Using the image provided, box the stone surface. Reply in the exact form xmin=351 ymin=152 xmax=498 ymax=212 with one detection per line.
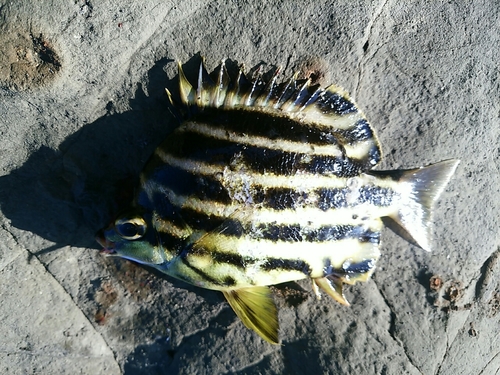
xmin=1 ymin=1 xmax=498 ymax=374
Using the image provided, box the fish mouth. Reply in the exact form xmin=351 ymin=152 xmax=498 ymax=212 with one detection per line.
xmin=95 ymin=230 xmax=116 ymax=255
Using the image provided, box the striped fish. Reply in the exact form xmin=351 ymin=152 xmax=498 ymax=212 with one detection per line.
xmin=96 ymin=58 xmax=459 ymax=344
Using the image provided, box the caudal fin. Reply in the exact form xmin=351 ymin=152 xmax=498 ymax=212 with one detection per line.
xmin=379 ymin=160 xmax=459 ymax=251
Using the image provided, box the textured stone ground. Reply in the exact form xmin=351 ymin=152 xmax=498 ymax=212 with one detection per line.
xmin=1 ymin=1 xmax=499 ymax=374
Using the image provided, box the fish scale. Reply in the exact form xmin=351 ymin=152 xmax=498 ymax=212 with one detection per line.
xmin=97 ymin=58 xmax=459 ymax=344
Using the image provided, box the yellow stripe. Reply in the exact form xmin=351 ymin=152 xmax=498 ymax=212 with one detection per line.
xmin=299 ymin=105 xmax=365 ymax=130
xmin=152 ymin=211 xmax=192 ymax=239
xmin=180 ymin=121 xmax=344 ymax=156
xmin=154 ymin=148 xmax=348 ymax=190
xmin=154 ymin=149 xmax=397 ymax=190
xmin=179 ymin=120 xmax=377 ymax=164
xmin=184 ymin=255 xmax=308 ymax=288
xmin=196 ymin=233 xmax=381 ymax=280
xmin=141 ymin=179 xmax=398 ymax=228
xmin=215 ymin=96 xmax=367 ymax=131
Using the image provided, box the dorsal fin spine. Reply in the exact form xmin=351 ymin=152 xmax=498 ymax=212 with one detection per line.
xmin=300 ymin=86 xmax=323 ymax=111
xmin=178 ymin=61 xmax=195 ymax=107
xmin=275 ymin=73 xmax=298 ymax=109
xmin=259 ymin=66 xmax=282 ymax=107
xmin=214 ymin=59 xmax=230 ymax=107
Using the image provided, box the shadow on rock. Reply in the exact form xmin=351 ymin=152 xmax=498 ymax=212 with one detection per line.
xmin=0 ymin=57 xmax=181 ymax=251
xmin=123 ymin=308 xmax=235 ymax=375
xmin=0 ymin=53 xmax=272 ymax=253
xmin=123 ymin=337 xmax=175 ymax=375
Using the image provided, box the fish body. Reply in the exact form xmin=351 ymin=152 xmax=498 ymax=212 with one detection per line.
xmin=97 ymin=58 xmax=459 ymax=344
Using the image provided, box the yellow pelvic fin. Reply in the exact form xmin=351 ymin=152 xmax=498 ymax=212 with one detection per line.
xmin=313 ymin=277 xmax=350 ymax=306
xmin=223 ymin=286 xmax=279 ymax=345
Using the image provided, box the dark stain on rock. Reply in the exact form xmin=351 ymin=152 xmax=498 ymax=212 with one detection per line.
xmin=0 ymin=24 xmax=61 ymax=90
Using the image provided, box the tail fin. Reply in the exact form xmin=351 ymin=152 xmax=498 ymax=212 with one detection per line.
xmin=377 ymin=160 xmax=459 ymax=251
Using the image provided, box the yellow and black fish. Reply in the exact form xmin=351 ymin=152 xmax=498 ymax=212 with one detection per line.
xmin=96 ymin=58 xmax=459 ymax=344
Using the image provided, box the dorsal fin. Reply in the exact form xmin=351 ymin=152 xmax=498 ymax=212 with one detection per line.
xmin=174 ymin=58 xmax=382 ymax=169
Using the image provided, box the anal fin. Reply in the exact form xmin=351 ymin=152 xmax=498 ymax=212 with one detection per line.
xmin=223 ymin=286 xmax=279 ymax=344
xmin=313 ymin=276 xmax=350 ymax=306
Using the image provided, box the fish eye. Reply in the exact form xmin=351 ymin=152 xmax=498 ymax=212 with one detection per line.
xmin=114 ymin=217 xmax=147 ymax=240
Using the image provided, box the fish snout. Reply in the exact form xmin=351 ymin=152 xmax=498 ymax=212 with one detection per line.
xmin=95 ymin=229 xmax=116 ymax=254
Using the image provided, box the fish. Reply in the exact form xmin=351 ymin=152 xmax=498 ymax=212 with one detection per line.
xmin=96 ymin=57 xmax=459 ymax=344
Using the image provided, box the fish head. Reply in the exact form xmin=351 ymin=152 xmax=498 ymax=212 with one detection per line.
xmin=96 ymin=211 xmax=165 ymax=266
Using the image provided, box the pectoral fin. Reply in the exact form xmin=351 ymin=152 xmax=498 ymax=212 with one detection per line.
xmin=223 ymin=287 xmax=279 ymax=344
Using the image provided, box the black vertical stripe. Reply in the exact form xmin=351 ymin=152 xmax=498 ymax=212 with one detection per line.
xmin=255 ymin=223 xmax=381 ymax=243
xmin=343 ymin=259 xmax=376 ymax=275
xmin=176 ymin=208 xmax=226 ymax=233
xmin=261 ymin=258 xmax=312 ymax=275
xmin=143 ymin=154 xmax=231 ymax=204
xmin=186 ymin=242 xmax=248 ymax=270
xmin=305 ymin=225 xmax=380 ymax=243
xmin=157 ymin=230 xmax=188 ymax=253
xmin=160 ymin=129 xmax=368 ymax=177
xmin=317 ymin=188 xmax=349 ymax=211
xmin=337 ymin=119 xmax=373 ymax=143
xmin=357 ymin=186 xmax=395 ymax=206
xmin=323 ymin=258 xmax=376 ymax=278
xmin=179 ymin=255 xmax=223 ymax=286
xmin=317 ymin=186 xmax=396 ymax=211
xmin=253 ymin=188 xmax=308 ymax=210
xmin=188 ymin=108 xmax=372 ymax=147
xmin=316 ymin=91 xmax=358 ymax=116
xmin=257 ymin=224 xmax=304 ymax=242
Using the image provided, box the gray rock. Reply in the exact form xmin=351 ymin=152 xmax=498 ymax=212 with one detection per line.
xmin=1 ymin=1 xmax=498 ymax=374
